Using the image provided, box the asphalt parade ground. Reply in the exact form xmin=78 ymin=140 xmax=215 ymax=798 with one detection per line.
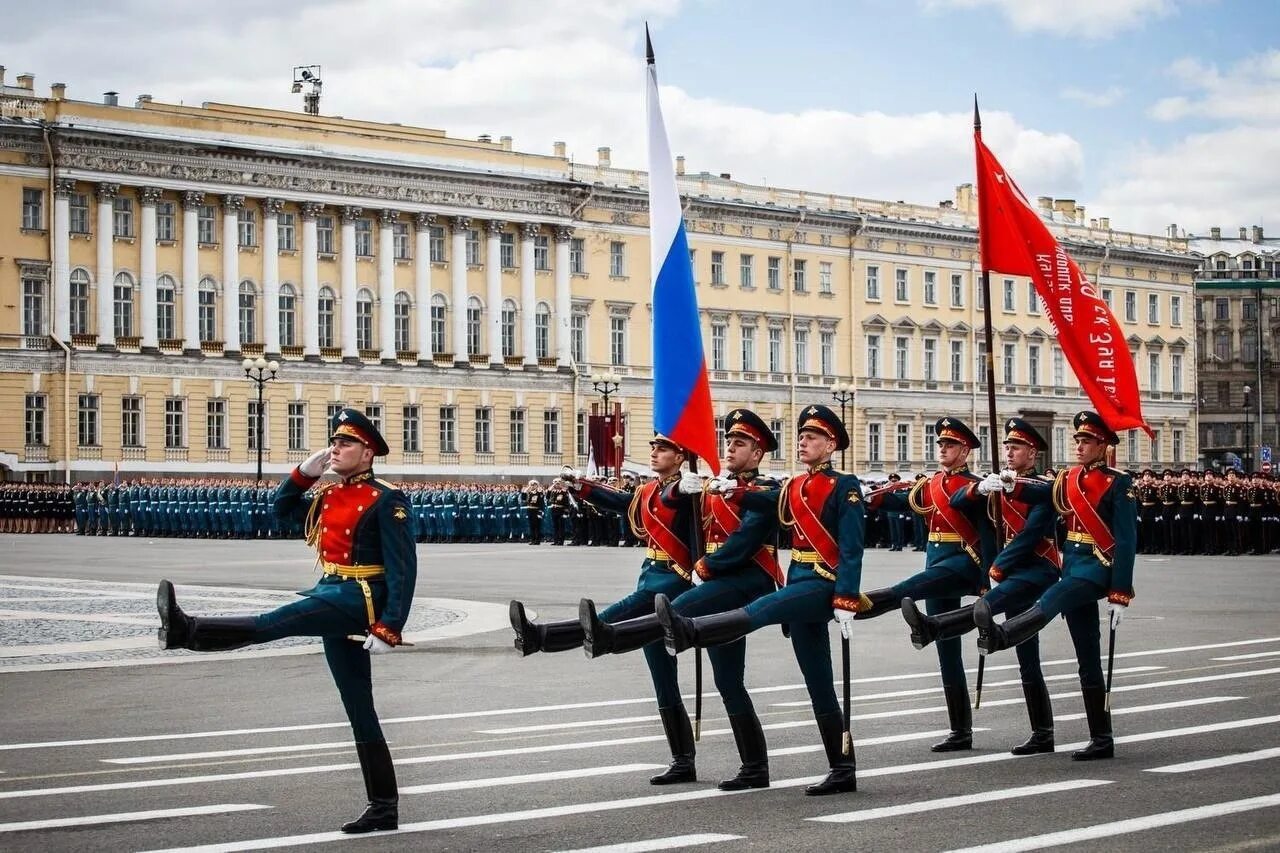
xmin=1 ymin=535 xmax=1278 ymax=852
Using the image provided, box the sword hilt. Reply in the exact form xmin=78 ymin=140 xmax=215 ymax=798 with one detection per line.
xmin=841 ymin=731 xmax=851 ymax=756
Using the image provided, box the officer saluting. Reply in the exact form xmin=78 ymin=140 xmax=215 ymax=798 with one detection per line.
xmin=975 ymin=410 xmax=1137 ymax=761
xmin=156 ymin=408 xmax=417 ymax=833
xmin=657 ymin=404 xmax=866 ymax=796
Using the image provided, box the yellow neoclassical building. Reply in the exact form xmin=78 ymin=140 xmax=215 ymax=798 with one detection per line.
xmin=0 ymin=71 xmax=1202 ymax=482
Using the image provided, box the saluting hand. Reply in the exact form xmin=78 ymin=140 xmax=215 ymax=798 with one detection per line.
xmin=299 ymin=448 xmax=330 ymax=478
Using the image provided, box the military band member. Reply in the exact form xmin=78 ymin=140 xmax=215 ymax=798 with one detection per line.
xmin=1172 ymin=469 xmax=1199 ymax=556
xmin=860 ymin=417 xmax=995 ymax=753
xmin=510 ymin=434 xmax=699 ymax=784
xmin=656 ymin=405 xmax=865 ymax=796
xmin=901 ymin=417 xmax=1060 ymax=755
xmin=1135 ymin=470 xmax=1159 ymax=554
xmin=1199 ymin=470 xmax=1223 ymax=555
xmin=975 ymin=410 xmax=1137 ymax=761
xmin=156 ymin=408 xmax=417 ymax=833
xmin=579 ymin=408 xmax=782 ymax=790
xmin=523 ymin=479 xmax=546 ymax=545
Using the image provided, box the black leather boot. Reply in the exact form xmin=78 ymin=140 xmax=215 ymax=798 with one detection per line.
xmin=650 ymin=705 xmax=696 ymax=785
xmin=656 ymin=595 xmax=751 ymax=656
xmin=580 ymin=599 xmax=662 ymax=659
xmin=1011 ymin=679 xmax=1055 ymax=755
xmin=341 ymin=740 xmax=399 ymax=833
xmin=804 ymin=711 xmax=856 ymax=795
xmin=718 ymin=711 xmax=769 ymax=791
xmin=509 ymin=600 xmax=584 ymax=656
xmin=901 ymin=598 xmax=975 ymax=650
xmin=157 ymin=579 xmax=192 ymax=650
xmin=975 ymin=601 xmax=1049 ymax=655
xmin=932 ymin=683 xmax=973 ymax=752
xmin=186 ymin=616 xmax=259 ymax=652
xmin=852 ymin=587 xmax=900 ymax=620
xmin=1072 ymin=685 xmax=1113 ymax=761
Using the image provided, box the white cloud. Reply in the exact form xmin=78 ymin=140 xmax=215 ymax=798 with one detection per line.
xmin=925 ymin=0 xmax=1175 ymax=39
xmin=1147 ymin=50 xmax=1280 ymax=124
xmin=1061 ymin=86 xmax=1126 ymax=108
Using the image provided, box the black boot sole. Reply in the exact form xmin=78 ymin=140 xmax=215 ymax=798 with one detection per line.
xmin=509 ymin=601 xmax=539 ymax=657
xmin=900 ymin=597 xmax=933 ymax=650
xmin=579 ymin=599 xmax=608 ymax=659
xmin=156 ymin=580 xmax=182 ymax=650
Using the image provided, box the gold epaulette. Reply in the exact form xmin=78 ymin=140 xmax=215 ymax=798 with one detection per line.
xmin=907 ymin=477 xmax=930 ymax=516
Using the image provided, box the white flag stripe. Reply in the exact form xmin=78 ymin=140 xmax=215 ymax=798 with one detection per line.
xmin=400 ymin=764 xmax=665 ymax=795
xmin=552 ymin=834 xmax=744 ymax=853
xmin=941 ymin=793 xmax=1280 ymax=853
xmin=0 ymin=803 xmax=270 ymax=834
xmin=809 ymin=779 xmax=1112 ymax=823
xmin=1146 ymin=747 xmax=1280 ymax=774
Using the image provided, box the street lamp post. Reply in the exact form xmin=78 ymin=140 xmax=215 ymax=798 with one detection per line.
xmin=830 ymin=381 xmax=854 ymax=470
xmin=591 ymin=371 xmax=621 ymax=478
xmin=242 ymin=357 xmax=280 ymax=483
xmin=1243 ymin=384 xmax=1253 ymax=474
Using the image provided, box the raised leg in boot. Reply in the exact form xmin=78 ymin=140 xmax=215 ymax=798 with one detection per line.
xmin=655 ymin=594 xmax=752 ymax=656
xmin=975 ymin=601 xmax=1049 ymax=655
xmin=157 ymin=579 xmax=257 ymax=652
xmin=580 ymin=599 xmax=662 ymax=659
xmin=650 ymin=705 xmax=696 ymax=785
xmin=851 ymin=587 xmax=900 ymax=620
xmin=341 ymin=740 xmax=399 ymax=833
xmin=805 ymin=711 xmax=856 ymax=795
xmin=901 ymin=598 xmax=975 ymax=650
xmin=509 ymin=599 xmax=584 ymax=656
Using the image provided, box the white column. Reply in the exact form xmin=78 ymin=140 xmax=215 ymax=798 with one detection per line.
xmin=450 ymin=216 xmax=470 ymax=365
xmin=554 ymin=225 xmax=573 ymax=368
xmin=52 ymin=178 xmax=73 ymax=341
xmin=300 ymin=203 xmax=321 ymax=359
xmin=413 ymin=213 xmax=434 ymax=363
xmin=138 ymin=187 xmax=161 ymax=351
xmin=94 ymin=183 xmax=118 ymax=349
xmin=377 ymin=209 xmax=397 ymax=362
xmin=485 ymin=220 xmax=504 ymax=367
xmin=520 ymin=222 xmax=538 ymax=367
xmin=181 ymin=191 xmax=203 ymax=353
xmin=262 ymin=198 xmax=283 ymax=356
xmin=340 ymin=205 xmax=361 ymax=361
xmin=222 ymin=194 xmax=244 ymax=354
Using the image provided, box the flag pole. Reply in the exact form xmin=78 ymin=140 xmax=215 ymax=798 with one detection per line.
xmin=972 ymin=97 xmax=1004 ymax=710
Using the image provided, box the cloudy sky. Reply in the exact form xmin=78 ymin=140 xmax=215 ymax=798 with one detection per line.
xmin=4 ymin=0 xmax=1275 ymax=237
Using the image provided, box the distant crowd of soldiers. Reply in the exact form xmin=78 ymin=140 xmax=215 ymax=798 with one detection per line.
xmin=1133 ymin=468 xmax=1280 ymax=555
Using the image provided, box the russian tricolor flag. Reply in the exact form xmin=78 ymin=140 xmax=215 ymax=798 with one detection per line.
xmin=646 ymin=30 xmax=719 ymax=475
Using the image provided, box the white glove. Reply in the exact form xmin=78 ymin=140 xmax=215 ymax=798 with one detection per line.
xmin=677 ymin=472 xmax=704 ymax=495
xmin=363 ymin=633 xmax=394 ymax=654
xmin=707 ymin=476 xmax=738 ymax=496
xmin=977 ymin=472 xmax=1004 ymax=495
xmin=299 ymin=448 xmax=330 ymax=478
xmin=833 ymin=608 xmax=856 ymax=639
xmin=690 ymin=569 xmax=704 ymax=586
xmin=1108 ymin=602 xmax=1126 ymax=629
xmin=999 ymin=469 xmax=1018 ymax=493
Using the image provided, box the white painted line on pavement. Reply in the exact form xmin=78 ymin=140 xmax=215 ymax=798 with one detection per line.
xmin=1212 ymin=650 xmax=1280 ymax=661
xmin=1116 ymin=714 xmax=1280 ymax=744
xmin=479 ymin=715 xmax=661 ymax=735
xmin=1053 ymin=696 xmax=1244 ymax=722
xmin=1111 ymin=667 xmax=1280 ymax=693
xmin=1146 ymin=747 xmax=1280 ymax=774
xmin=400 ymin=763 xmax=665 ymax=795
xmin=102 ymin=741 xmax=355 ymax=765
xmin=0 ymin=637 xmax=159 ymax=657
xmin=941 ymin=793 xmax=1280 ymax=853
xmin=0 ymin=803 xmax=271 ymax=834
xmin=551 ymin=834 xmax=744 ymax=853
xmin=809 ymin=779 xmax=1112 ymax=823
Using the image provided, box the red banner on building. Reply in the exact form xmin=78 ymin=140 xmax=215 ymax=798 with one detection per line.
xmin=975 ymin=131 xmax=1153 ymax=438
xmin=588 ymin=411 xmax=626 ymax=476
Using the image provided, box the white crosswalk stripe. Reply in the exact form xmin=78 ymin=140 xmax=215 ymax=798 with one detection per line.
xmin=808 ymin=780 xmax=1112 ymax=823
xmin=0 ymin=804 xmax=271 ymax=834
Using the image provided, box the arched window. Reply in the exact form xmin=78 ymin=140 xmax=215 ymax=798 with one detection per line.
xmin=356 ymin=287 xmax=374 ymax=351
xmin=318 ymin=286 xmax=336 ymax=348
xmin=156 ymin=275 xmax=176 ymax=340
xmin=394 ymin=291 xmax=412 ymax=352
xmin=278 ymin=283 xmax=297 ymax=347
xmin=466 ymin=295 xmax=483 ymax=356
xmin=430 ymin=293 xmax=447 ymax=354
xmin=113 ymin=272 xmax=135 ymax=338
xmin=198 ymin=276 xmax=218 ymax=342
xmin=238 ymin=280 xmax=257 ymax=344
xmin=535 ymin=302 xmax=551 ymax=360
xmin=501 ymin=298 xmax=518 ymax=358
xmin=69 ymin=268 xmax=90 ymax=336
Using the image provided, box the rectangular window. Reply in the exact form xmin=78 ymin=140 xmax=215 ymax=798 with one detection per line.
xmin=327 ymin=403 xmax=345 ymax=423
xmin=121 ymin=396 xmax=142 ymax=448
xmin=534 ymin=235 xmax=550 ymax=271
xmin=610 ymin=316 xmax=626 ymax=366
xmin=793 ymin=259 xmax=807 ymax=292
xmin=1028 ymin=283 xmax=1040 ymax=314
xmin=278 ymin=212 xmax=297 ymax=251
xmin=475 ymin=407 xmax=492 ymax=453
xmin=113 ymin=196 xmax=134 ymax=238
xmin=288 ymin=402 xmax=307 ymax=451
xmin=1054 ymin=426 xmax=1066 ymax=463
xmin=767 ymin=257 xmax=781 ymax=291
xmin=399 ymin=405 xmax=419 ymax=453
xmin=740 ymin=325 xmax=756 ymax=371
xmin=1243 ymin=299 xmax=1256 ymax=321
xmin=247 ymin=401 xmax=263 ymax=451
xmin=895 ymin=268 xmax=909 ymax=302
xmin=1028 ymin=343 xmax=1040 ymax=386
xmin=509 ymin=409 xmax=526 ymax=454
xmin=1125 ymin=291 xmax=1137 ymax=323
xmin=1127 ymin=430 xmax=1138 ymax=464
xmin=1148 ymin=352 xmax=1160 ymax=392
xmin=363 ymin=405 xmax=382 ymax=440
xmin=571 ymin=314 xmax=586 ymax=364
xmin=950 ymin=339 xmax=963 ymax=381
xmin=576 ymin=411 xmax=588 ymax=458
xmin=923 ymin=338 xmax=937 ymax=381
xmin=439 ymin=406 xmax=457 ymax=453
xmin=1147 ymin=293 xmax=1159 ymax=324
xmin=156 ymin=201 xmax=176 ymax=242
xmin=393 ymin=222 xmax=410 ymax=260
xmin=237 ymin=208 xmax=256 ymax=247
xmin=768 ymin=327 xmax=783 ymax=373
xmin=206 ymin=399 xmax=227 ymax=450
xmin=1003 ymin=342 xmax=1016 ymax=385
xmin=609 ymin=241 xmax=625 ymax=276
xmin=1171 ymin=352 xmax=1183 ymax=392
xmin=923 ymin=271 xmax=937 ymax=305
xmin=739 ymin=254 xmax=754 ymax=288
xmin=896 ymin=423 xmax=910 ymax=463
xmin=769 ymin=418 xmax=785 ymax=463
xmin=543 ymin=409 xmax=561 ymax=454
xmin=794 ymin=328 xmax=809 ymax=374
xmin=500 ymin=232 xmax=516 ymax=268
xmin=70 ymin=192 xmax=90 ymax=234
xmin=21 ymin=276 xmax=44 ymax=336
xmin=198 ymin=205 xmax=217 ymax=244
xmin=979 ymin=426 xmax=992 ymax=467
xmin=317 ymin=216 xmax=334 ymax=254
xmin=895 ymin=336 xmax=909 ymax=379
xmin=1213 ymin=297 xmax=1229 ymax=320
xmin=1170 ymin=295 xmax=1182 ymax=326
xmin=923 ymin=422 xmax=937 ymax=458
xmin=867 ymin=335 xmax=882 ymax=379
xmin=820 ymin=330 xmax=834 ymax=377
xmin=977 ymin=279 xmax=986 ymax=310
xmin=819 ymin=261 xmax=833 ymax=295
xmin=21 ymin=188 xmax=44 ymax=230
xmin=950 ymin=273 xmax=964 ymax=307
xmin=164 ymin=399 xmax=185 ymax=449
xmin=570 ymin=237 xmax=585 ymax=274
xmin=355 ymin=219 xmax=373 ymax=257
xmin=1102 ymin=288 xmax=1114 ymax=309
xmin=711 ymin=323 xmax=727 ymax=371
xmin=78 ymin=394 xmax=99 ymax=447
xmin=535 ymin=308 xmax=550 ymax=359
xmin=429 ymin=226 xmax=446 ymax=262
xmin=1172 ymin=429 xmax=1183 ymax=462
xmin=866 ymin=265 xmax=880 ymax=300
xmin=1053 ymin=347 xmax=1065 ymax=387
xmin=1002 ymin=278 xmax=1015 ymax=312
xmin=868 ymin=423 xmax=882 ymax=464
xmin=711 ymin=251 xmax=725 ymax=285
xmin=25 ymin=393 xmax=46 ymax=447
xmin=465 ymin=229 xmax=481 ymax=266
